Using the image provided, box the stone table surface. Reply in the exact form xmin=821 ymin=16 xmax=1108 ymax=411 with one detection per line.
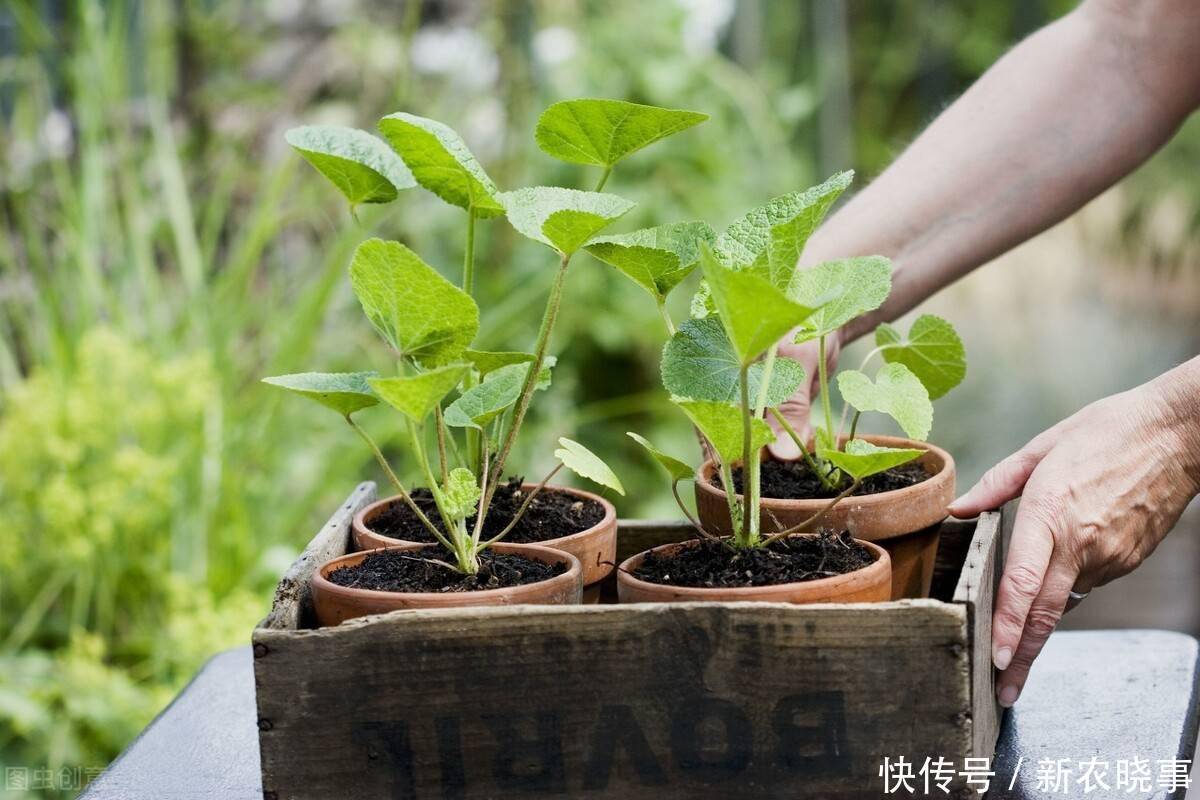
xmin=81 ymin=629 xmax=1198 ymax=799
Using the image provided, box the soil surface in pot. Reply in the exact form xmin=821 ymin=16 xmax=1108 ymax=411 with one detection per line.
xmin=327 ymin=546 xmax=566 ymax=593
xmin=722 ymin=459 xmax=930 ymax=500
xmin=631 ymin=532 xmax=877 ymax=588
xmin=369 ymin=478 xmax=605 ymax=544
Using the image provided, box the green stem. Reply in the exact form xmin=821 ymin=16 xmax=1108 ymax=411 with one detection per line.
xmin=848 ymin=410 xmax=862 ymax=443
xmin=768 ymin=407 xmax=838 ymax=491
xmin=818 ymin=334 xmax=834 ymax=444
xmin=718 ymin=460 xmax=741 ymax=538
xmin=462 ymin=211 xmax=476 ymax=295
xmin=433 ymin=407 xmax=450 ymax=485
xmin=408 ymin=417 xmax=470 ymax=570
xmin=657 ymin=299 xmax=676 ymax=336
xmin=738 ymin=362 xmax=760 ymax=547
xmin=593 ymin=166 xmax=612 ymax=192
xmin=755 ymin=345 xmax=778 ymax=417
xmin=760 ymin=478 xmax=863 ymax=547
xmin=482 ymin=462 xmax=563 ymax=548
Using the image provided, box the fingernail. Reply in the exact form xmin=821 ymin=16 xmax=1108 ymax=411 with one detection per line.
xmin=769 ymin=431 xmax=801 ymax=461
xmin=946 ymin=493 xmax=972 ymax=516
xmin=994 ymin=647 xmax=1012 ymax=671
xmin=998 ymin=685 xmax=1020 ymax=707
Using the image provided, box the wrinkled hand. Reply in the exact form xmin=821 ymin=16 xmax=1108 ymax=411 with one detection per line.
xmin=948 ymin=377 xmax=1200 ymax=708
xmin=767 ymin=331 xmax=842 ymax=459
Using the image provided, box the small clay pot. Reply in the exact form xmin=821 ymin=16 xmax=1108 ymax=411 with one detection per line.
xmin=616 ymin=535 xmax=891 ymax=604
xmin=353 ymin=485 xmax=617 ymax=599
xmin=694 ymin=435 xmax=955 ymax=600
xmin=311 ymin=542 xmax=583 ymax=626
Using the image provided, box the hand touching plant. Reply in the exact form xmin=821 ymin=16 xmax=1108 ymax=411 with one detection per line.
xmin=266 ymin=100 xmax=707 ymax=575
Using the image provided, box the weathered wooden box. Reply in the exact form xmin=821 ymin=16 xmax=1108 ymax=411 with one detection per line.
xmin=253 ymin=482 xmax=1004 ymax=799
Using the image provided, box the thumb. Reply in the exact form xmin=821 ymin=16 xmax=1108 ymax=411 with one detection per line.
xmin=768 ymin=394 xmax=811 ymax=460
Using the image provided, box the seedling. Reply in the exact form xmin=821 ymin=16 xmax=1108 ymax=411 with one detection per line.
xmin=621 ymin=172 xmax=967 ymax=550
xmin=266 ymin=100 xmax=708 ymax=575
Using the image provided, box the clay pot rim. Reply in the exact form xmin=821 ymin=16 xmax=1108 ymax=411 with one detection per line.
xmin=616 ymin=535 xmax=891 ymax=600
xmin=352 ymin=483 xmax=616 ymax=549
xmin=312 ymin=541 xmax=583 ymax=603
xmin=695 ymin=434 xmax=955 ymax=511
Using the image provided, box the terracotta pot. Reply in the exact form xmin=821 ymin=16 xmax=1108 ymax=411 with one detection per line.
xmin=694 ymin=435 xmax=955 ymax=600
xmin=311 ymin=542 xmax=583 ymax=626
xmin=353 ymin=484 xmax=617 ymax=593
xmin=616 ymin=535 xmax=891 ymax=604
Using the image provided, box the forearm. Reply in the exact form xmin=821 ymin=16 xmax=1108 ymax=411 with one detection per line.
xmin=803 ymin=0 xmax=1200 ymax=344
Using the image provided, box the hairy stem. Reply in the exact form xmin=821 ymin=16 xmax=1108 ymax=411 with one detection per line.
xmin=482 ymin=462 xmax=564 ymax=547
xmin=463 ymin=211 xmax=476 ymax=295
xmin=847 ymin=410 xmax=862 ymax=443
xmin=738 ymin=362 xmax=760 ymax=547
xmin=593 ymin=166 xmax=612 ymax=192
xmin=670 ymin=480 xmax=729 ymax=546
xmin=760 ymin=478 xmax=862 ymax=547
xmin=408 ymin=417 xmax=471 ymax=570
xmin=433 ymin=407 xmax=450 ymax=485
xmin=657 ymin=299 xmax=676 ymax=336
xmin=767 ymin=407 xmax=837 ymax=492
xmin=718 ymin=460 xmax=741 ymax=538
xmin=470 ymin=436 xmax=490 ymax=547
xmin=817 ymin=334 xmax=834 ymax=446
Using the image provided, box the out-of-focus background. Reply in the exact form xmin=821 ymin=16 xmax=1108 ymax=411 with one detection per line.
xmin=1 ymin=1 xmax=1197 ymax=794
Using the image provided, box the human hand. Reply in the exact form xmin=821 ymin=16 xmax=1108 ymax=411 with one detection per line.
xmin=947 ymin=370 xmax=1200 ymax=707
xmin=767 ymin=330 xmax=842 ymax=459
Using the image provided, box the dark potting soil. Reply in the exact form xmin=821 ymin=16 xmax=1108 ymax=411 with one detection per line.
xmin=368 ymin=477 xmax=605 ymax=544
xmin=631 ymin=531 xmax=877 ymax=588
xmin=722 ymin=458 xmax=930 ymax=500
xmin=327 ymin=546 xmax=566 ymax=593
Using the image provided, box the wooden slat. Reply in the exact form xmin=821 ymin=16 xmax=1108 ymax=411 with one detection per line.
xmin=953 ymin=509 xmax=1004 ymax=764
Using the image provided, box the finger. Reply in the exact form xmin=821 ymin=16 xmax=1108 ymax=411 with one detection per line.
xmin=947 ymin=434 xmax=1056 ymax=518
xmin=989 ymin=499 xmax=1056 ymax=671
xmin=996 ymin=556 xmax=1078 ymax=707
xmin=767 ymin=397 xmax=811 ymax=460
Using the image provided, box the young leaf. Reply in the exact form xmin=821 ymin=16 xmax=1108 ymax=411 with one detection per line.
xmin=499 ymin=187 xmax=635 ymax=255
xmin=626 ymin=432 xmax=694 ymax=481
xmin=442 ymin=467 xmax=481 ymax=520
xmin=837 ymin=362 xmax=933 ymax=441
xmin=874 ymin=314 xmax=967 ymax=400
xmin=660 ymin=317 xmax=805 ymax=406
xmin=585 ymin=221 xmax=716 ymax=302
xmin=790 ymin=256 xmax=892 ymax=343
xmin=673 ymin=398 xmax=773 ymax=465
xmin=376 ymin=112 xmax=503 ymax=217
xmin=443 ymin=362 xmax=526 ymax=429
xmin=535 ymin=99 xmax=708 ymax=168
xmin=368 ymin=364 xmax=469 ymax=423
xmin=714 ymin=171 xmax=853 ymax=286
xmin=463 ymin=349 xmax=535 ymax=377
xmin=349 ymin=239 xmax=479 ymax=366
xmin=820 ymin=438 xmax=924 ymax=481
xmin=699 ymin=244 xmax=826 ymax=365
xmin=286 ymin=126 xmax=415 ymax=206
xmin=261 ymin=371 xmax=379 ymax=416
xmin=554 ymin=438 xmax=625 ymax=496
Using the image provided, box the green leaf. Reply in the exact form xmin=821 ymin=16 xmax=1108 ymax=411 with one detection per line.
xmin=368 ymin=364 xmax=469 ymax=423
xmin=376 ymin=112 xmax=503 ymax=217
xmin=261 ymin=371 xmax=379 ymax=416
xmin=535 ymin=99 xmax=708 ymax=168
xmin=554 ymin=437 xmax=625 ymax=496
xmin=442 ymin=467 xmax=481 ymax=520
xmin=534 ymin=355 xmax=556 ymax=392
xmin=499 ymin=187 xmax=635 ymax=255
xmin=673 ymin=398 xmax=773 ymax=465
xmin=875 ymin=314 xmax=967 ymax=400
xmin=286 ymin=126 xmax=415 ymax=206
xmin=790 ymin=256 xmax=892 ymax=342
xmin=443 ymin=362 xmax=526 ymax=429
xmin=585 ymin=221 xmax=716 ymax=301
xmin=836 ymin=363 xmax=933 ymax=440
xmin=349 ymin=239 xmax=479 ymax=366
xmin=660 ymin=317 xmax=805 ymax=407
xmin=699 ymin=244 xmax=826 ymax=365
xmin=463 ymin=349 xmax=535 ymax=377
xmin=689 ymin=280 xmax=716 ymax=318
xmin=820 ymin=439 xmax=924 ymax=482
xmin=714 ymin=171 xmax=853 ymax=285
xmin=626 ymin=432 xmax=694 ymax=481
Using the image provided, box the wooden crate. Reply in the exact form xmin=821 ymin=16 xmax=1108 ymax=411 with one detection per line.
xmin=253 ymin=482 xmax=1004 ymax=799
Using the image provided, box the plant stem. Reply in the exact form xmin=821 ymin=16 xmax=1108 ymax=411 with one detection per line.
xmin=594 ymin=166 xmax=612 ymax=192
xmin=760 ymin=478 xmax=862 ymax=547
xmin=718 ymin=460 xmax=741 ymax=538
xmin=755 ymin=346 xmax=778 ymax=417
xmin=657 ymin=299 xmax=676 ymax=336
xmin=482 ymin=462 xmax=563 ymax=547
xmin=848 ymin=410 xmax=862 ymax=443
xmin=433 ymin=407 xmax=450 ymax=485
xmin=738 ymin=362 xmax=760 ymax=547
xmin=471 ymin=436 xmax=490 ymax=547
xmin=345 ymin=415 xmax=454 ymax=552
xmin=408 ymin=417 xmax=471 ymax=570
xmin=818 ymin=334 xmax=834 ymax=446
xmin=462 ymin=211 xmax=476 ymax=295
xmin=670 ymin=480 xmax=730 ymax=546
xmin=768 ymin=407 xmax=838 ymax=491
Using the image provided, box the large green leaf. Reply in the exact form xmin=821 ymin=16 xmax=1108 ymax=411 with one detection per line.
xmin=463 ymin=349 xmax=535 ymax=377
xmin=368 ymin=364 xmax=469 ymax=423
xmin=714 ymin=171 xmax=853 ymax=286
xmin=443 ymin=362 xmax=526 ymax=429
xmin=836 ymin=362 xmax=933 ymax=440
xmin=286 ymin=126 xmax=415 ymax=206
xmin=820 ymin=438 xmax=924 ymax=482
xmin=554 ymin=438 xmax=625 ymax=496
xmin=261 ymin=371 xmax=379 ymax=416
xmin=585 ymin=221 xmax=716 ymax=301
xmin=699 ymin=244 xmax=825 ymax=365
xmin=534 ymin=99 xmax=708 ymax=168
xmin=626 ymin=432 xmax=694 ymax=481
xmin=673 ymin=398 xmax=773 ymax=464
xmin=349 ymin=239 xmax=479 ymax=366
xmin=660 ymin=317 xmax=805 ymax=407
xmin=500 ymin=187 xmax=635 ymax=255
xmin=874 ymin=314 xmax=967 ymax=400
xmin=376 ymin=112 xmax=503 ymax=217
xmin=790 ymin=256 xmax=892 ymax=342
xmin=442 ymin=467 xmax=481 ymax=521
